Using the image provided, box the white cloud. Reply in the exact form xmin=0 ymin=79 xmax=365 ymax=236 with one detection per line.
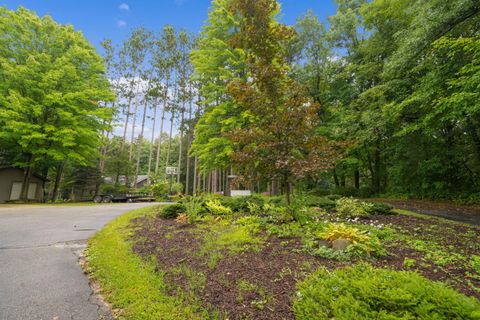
xmin=119 ymin=3 xmax=130 ymax=11
xmin=117 ymin=20 xmax=127 ymax=28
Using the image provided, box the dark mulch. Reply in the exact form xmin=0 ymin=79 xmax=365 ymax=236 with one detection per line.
xmin=367 ymin=214 xmax=480 ymax=298
xmin=130 ymin=213 xmax=480 ymax=319
xmin=131 ymin=217 xmax=342 ymax=320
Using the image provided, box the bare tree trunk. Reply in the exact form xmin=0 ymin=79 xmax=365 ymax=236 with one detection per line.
xmin=147 ymin=98 xmax=159 ymax=183
xmin=129 ymin=94 xmax=139 ymax=162
xmin=193 ymin=156 xmax=198 ymax=195
xmin=165 ymin=90 xmax=175 ymax=167
xmin=155 ymin=80 xmax=169 ymax=175
xmin=177 ymin=101 xmax=185 ymax=183
xmin=121 ymin=96 xmax=133 ymax=151
xmin=20 ymin=154 xmax=34 ymax=201
xmin=51 ymin=162 xmax=64 ymax=202
xmin=134 ymin=97 xmax=149 ymax=187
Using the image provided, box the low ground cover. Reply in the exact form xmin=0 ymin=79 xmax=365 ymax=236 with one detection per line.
xmin=88 ymin=195 xmax=480 ymax=319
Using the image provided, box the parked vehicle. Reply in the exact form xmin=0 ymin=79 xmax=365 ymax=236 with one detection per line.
xmin=93 ymin=192 xmax=155 ymax=203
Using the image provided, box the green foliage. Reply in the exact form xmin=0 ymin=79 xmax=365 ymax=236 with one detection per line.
xmin=365 ymin=201 xmax=395 ymax=215
xmin=335 ymin=197 xmax=372 ymax=218
xmin=403 ymin=257 xmax=417 ymax=268
xmin=294 ymin=265 xmax=480 ymax=320
xmin=183 ymin=196 xmax=206 ymax=223
xmin=204 ymin=199 xmax=233 ymax=216
xmin=87 ymin=206 xmax=210 ymax=319
xmin=159 ymin=203 xmax=186 ymax=219
xmin=303 ymin=195 xmax=336 ymax=211
xmin=151 ymin=180 xmax=169 ymax=198
xmin=319 ymin=223 xmax=383 ymax=256
xmin=100 ymin=184 xmax=131 ymax=195
xmin=0 ymin=7 xmax=113 ymax=195
xmin=471 ymin=255 xmax=480 ymax=275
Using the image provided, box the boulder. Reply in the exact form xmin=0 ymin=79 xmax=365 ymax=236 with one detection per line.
xmin=332 ymin=238 xmax=352 ymax=251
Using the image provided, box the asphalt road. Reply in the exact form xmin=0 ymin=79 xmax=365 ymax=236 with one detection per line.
xmin=0 ymin=203 xmax=158 ymax=320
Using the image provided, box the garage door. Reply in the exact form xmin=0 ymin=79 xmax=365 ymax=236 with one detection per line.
xmin=9 ymin=182 xmax=22 ymax=200
xmin=28 ymin=183 xmax=37 ymax=200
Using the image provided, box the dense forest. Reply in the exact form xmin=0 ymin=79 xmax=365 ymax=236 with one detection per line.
xmin=0 ymin=0 xmax=479 ymax=201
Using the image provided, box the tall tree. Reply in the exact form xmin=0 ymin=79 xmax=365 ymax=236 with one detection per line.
xmin=226 ymin=0 xmax=343 ymax=204
xmin=0 ymin=7 xmax=113 ymax=200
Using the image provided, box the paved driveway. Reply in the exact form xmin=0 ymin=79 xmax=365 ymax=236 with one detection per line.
xmin=0 ymin=203 xmax=159 ymax=320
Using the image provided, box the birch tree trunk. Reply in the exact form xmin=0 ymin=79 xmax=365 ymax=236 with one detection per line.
xmin=155 ymin=81 xmax=169 ymax=175
xmin=129 ymin=94 xmax=139 ymax=162
xmin=147 ymin=98 xmax=158 ymax=182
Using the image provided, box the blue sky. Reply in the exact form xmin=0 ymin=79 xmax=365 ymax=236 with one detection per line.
xmin=2 ymin=0 xmax=337 ymax=51
xmin=2 ymin=1 xmax=338 ymax=137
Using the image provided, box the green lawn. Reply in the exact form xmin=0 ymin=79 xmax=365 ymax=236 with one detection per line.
xmin=86 ymin=205 xmax=210 ymax=320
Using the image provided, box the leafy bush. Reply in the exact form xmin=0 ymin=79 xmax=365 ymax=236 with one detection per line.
xmin=171 ymin=182 xmax=184 ymax=194
xmin=219 ymin=194 xmax=269 ymax=213
xmin=184 ymin=196 xmax=206 ymax=223
xmin=319 ymin=223 xmax=383 ymax=256
xmin=158 ymin=203 xmax=186 ymax=219
xmin=366 ymin=201 xmax=395 ymax=215
xmin=151 ymin=180 xmax=169 ymax=197
xmin=320 ymin=223 xmax=370 ymax=243
xmin=302 ymin=195 xmax=336 ymax=211
xmin=294 ymin=265 xmax=480 ymax=320
xmin=151 ymin=181 xmax=184 ymax=197
xmin=205 ymin=200 xmax=233 ymax=215
xmin=335 ymin=197 xmax=372 ymax=218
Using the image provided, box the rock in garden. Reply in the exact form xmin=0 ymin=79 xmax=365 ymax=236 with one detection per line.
xmin=332 ymin=238 xmax=352 ymax=251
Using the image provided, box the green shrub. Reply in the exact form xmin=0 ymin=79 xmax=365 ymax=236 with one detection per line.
xmin=319 ymin=223 xmax=384 ymax=256
xmin=151 ymin=180 xmax=169 ymax=197
xmin=335 ymin=197 xmax=372 ymax=218
xmin=366 ymin=201 xmax=395 ymax=215
xmin=158 ymin=203 xmax=186 ymax=219
xmin=205 ymin=200 xmax=233 ymax=215
xmin=303 ymin=195 xmax=336 ymax=211
xmin=294 ymin=265 xmax=480 ymax=320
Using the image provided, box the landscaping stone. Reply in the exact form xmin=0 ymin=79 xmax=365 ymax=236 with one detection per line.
xmin=332 ymin=238 xmax=352 ymax=251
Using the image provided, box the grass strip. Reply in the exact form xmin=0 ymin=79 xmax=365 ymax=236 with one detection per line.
xmin=86 ymin=205 xmax=208 ymax=320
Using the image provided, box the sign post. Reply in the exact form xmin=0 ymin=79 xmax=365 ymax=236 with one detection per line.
xmin=165 ymin=166 xmax=178 ymax=195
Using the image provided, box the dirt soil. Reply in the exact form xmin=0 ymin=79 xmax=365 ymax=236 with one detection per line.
xmin=370 ymin=198 xmax=480 ymax=225
xmin=130 ymin=213 xmax=480 ymax=319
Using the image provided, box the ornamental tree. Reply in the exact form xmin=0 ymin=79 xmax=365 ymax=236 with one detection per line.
xmin=226 ymin=0 xmax=344 ymax=204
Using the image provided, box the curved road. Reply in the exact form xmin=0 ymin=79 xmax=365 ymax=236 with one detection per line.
xmin=0 ymin=203 xmax=158 ymax=320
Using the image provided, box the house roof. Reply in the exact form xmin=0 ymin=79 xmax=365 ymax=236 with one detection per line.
xmin=0 ymin=166 xmax=48 ymax=181
xmin=104 ymin=175 xmax=149 ymax=185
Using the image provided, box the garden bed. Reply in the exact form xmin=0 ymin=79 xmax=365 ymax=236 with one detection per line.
xmin=88 ymin=196 xmax=480 ymax=319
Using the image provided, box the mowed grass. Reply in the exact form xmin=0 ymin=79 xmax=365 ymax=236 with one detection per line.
xmin=86 ymin=205 xmax=209 ymax=320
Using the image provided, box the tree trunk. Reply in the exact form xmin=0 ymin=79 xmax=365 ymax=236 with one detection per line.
xmin=51 ymin=162 xmax=64 ymax=202
xmin=333 ymin=168 xmax=340 ymax=188
xmin=177 ymin=102 xmax=185 ymax=184
xmin=193 ymin=156 xmax=198 ymax=195
xmin=129 ymin=94 xmax=139 ymax=162
xmin=147 ymin=98 xmax=159 ymax=182
xmin=134 ymin=97 xmax=149 ymax=188
xmin=354 ymin=169 xmax=360 ymax=190
xmin=121 ymin=96 xmax=133 ymax=151
xmin=20 ymin=157 xmax=34 ymax=202
xmin=166 ymin=89 xmax=176 ymax=167
xmin=155 ymin=80 xmax=169 ymax=175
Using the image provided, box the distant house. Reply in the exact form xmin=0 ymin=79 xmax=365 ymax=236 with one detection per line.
xmin=103 ymin=175 xmax=149 ymax=189
xmin=0 ymin=167 xmax=46 ymax=203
